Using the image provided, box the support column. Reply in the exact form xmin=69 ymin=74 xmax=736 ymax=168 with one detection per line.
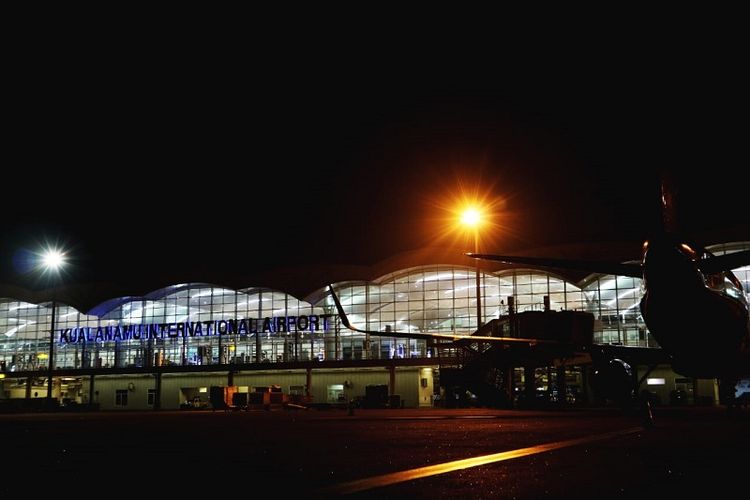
xmin=228 ymin=370 xmax=234 ymax=387
xmin=255 ymin=333 xmax=261 ymax=363
xmin=114 ymin=341 xmax=123 ymax=368
xmin=524 ymin=365 xmax=535 ymax=400
xmin=25 ymin=377 xmax=32 ymax=399
xmin=504 ymin=366 xmax=514 ymax=407
xmin=154 ymin=372 xmax=162 ymax=411
xmin=218 ymin=331 xmax=225 ymax=365
xmin=335 ymin=322 xmax=340 ymax=360
xmin=89 ymin=374 xmax=95 ymax=407
xmin=581 ymin=367 xmax=591 ymax=405
xmin=389 ymin=364 xmax=396 ymax=395
xmin=556 ymin=366 xmax=567 ymax=406
xmin=306 ymin=367 xmax=312 ymax=399
xmin=294 ymin=330 xmax=299 ymax=361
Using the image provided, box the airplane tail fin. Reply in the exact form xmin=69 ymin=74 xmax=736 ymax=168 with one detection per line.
xmin=659 ymin=171 xmax=680 ymax=235
xmin=657 ymin=171 xmax=750 ymax=271
xmin=328 ymin=284 xmax=362 ymax=333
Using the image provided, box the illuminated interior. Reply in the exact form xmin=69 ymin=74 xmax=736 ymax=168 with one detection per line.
xmin=1 ymin=242 xmax=747 ymax=372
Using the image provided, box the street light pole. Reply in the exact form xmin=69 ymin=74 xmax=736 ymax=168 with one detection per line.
xmin=39 ymin=248 xmax=65 ymax=408
xmin=460 ymin=207 xmax=484 ymax=331
xmin=47 ymin=299 xmax=56 ymax=406
xmin=474 ymin=229 xmax=482 ymax=329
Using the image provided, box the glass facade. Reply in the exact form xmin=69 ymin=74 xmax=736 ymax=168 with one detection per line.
xmin=0 ymin=284 xmax=326 ymax=371
xmin=582 ymin=272 xmax=650 ymax=346
xmin=1 ymin=242 xmax=748 ymax=373
xmin=704 ymin=241 xmax=750 ymax=293
xmin=322 ymin=266 xmax=587 ymax=360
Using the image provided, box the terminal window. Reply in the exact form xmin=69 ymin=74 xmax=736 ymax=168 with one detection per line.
xmin=115 ymin=389 xmax=128 ymax=407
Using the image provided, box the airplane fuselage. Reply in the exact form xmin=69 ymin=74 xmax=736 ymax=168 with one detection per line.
xmin=640 ymin=240 xmax=750 ymax=378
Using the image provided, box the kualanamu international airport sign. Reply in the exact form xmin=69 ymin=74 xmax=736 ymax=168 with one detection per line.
xmin=57 ymin=315 xmax=334 ymax=344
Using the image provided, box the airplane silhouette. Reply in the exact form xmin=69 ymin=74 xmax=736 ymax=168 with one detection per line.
xmin=329 ymin=178 xmax=750 ymax=407
xmin=464 ymin=238 xmax=750 ymax=405
xmin=467 ymin=178 xmax=750 ymax=383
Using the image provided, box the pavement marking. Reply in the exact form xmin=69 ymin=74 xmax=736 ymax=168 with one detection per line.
xmin=322 ymin=426 xmax=643 ymax=495
xmin=384 ymin=415 xmax=497 ymax=420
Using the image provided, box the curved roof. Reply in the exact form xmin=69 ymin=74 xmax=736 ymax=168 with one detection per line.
xmin=143 ymin=282 xmax=220 ymax=300
xmin=1 ymin=240 xmax=746 ymax=315
xmin=87 ymin=296 xmax=144 ymax=317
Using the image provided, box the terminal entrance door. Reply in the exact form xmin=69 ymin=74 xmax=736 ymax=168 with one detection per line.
xmin=327 ymin=384 xmax=345 ymax=403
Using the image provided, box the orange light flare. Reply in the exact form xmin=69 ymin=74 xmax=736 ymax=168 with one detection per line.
xmin=460 ymin=207 xmax=481 ymax=228
xmin=426 ymin=180 xmax=514 ymax=253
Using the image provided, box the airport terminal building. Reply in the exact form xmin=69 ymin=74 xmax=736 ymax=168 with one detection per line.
xmin=1 ymin=241 xmax=748 ymax=410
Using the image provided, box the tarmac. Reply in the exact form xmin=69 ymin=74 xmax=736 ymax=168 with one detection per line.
xmin=2 ymin=405 xmax=747 ymax=497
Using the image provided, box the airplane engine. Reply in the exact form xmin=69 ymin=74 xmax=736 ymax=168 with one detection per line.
xmin=591 ymin=358 xmax=634 ymax=408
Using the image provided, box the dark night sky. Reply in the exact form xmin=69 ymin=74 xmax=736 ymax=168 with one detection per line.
xmin=2 ymin=49 xmax=749 ymax=295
